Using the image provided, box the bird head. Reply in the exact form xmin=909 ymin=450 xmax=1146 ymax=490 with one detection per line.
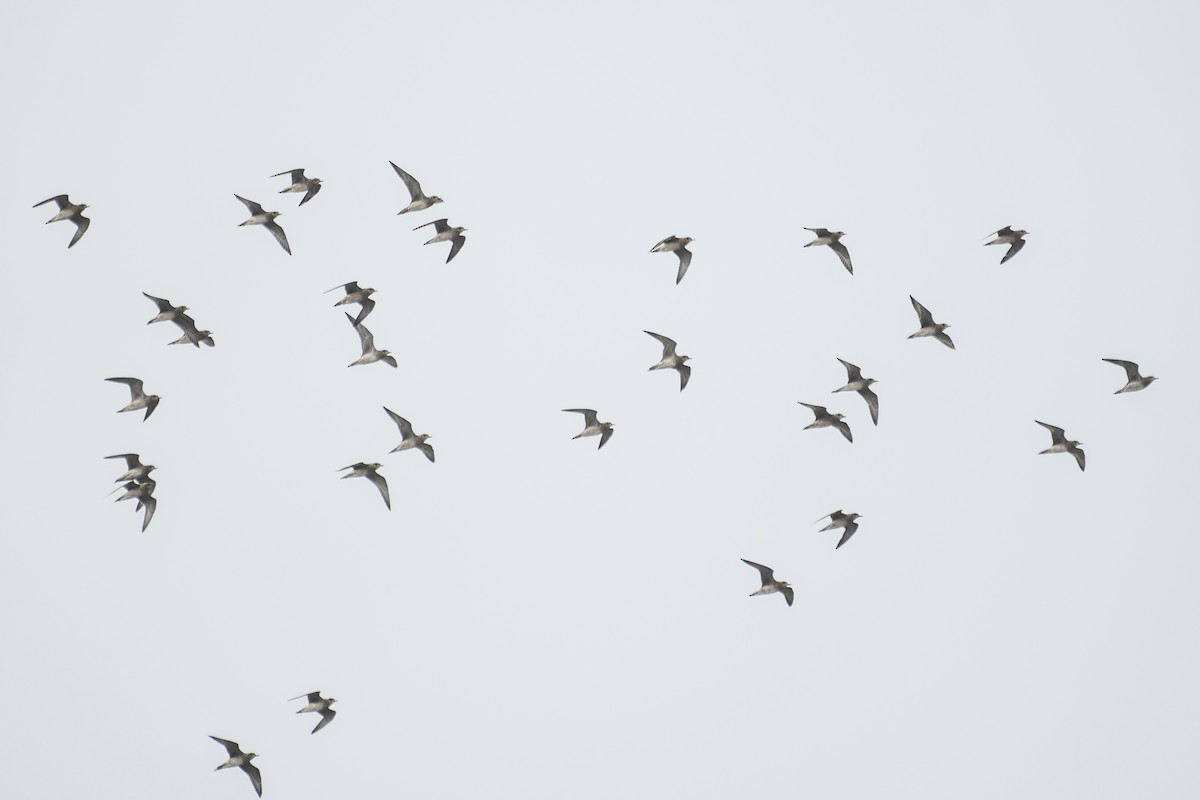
xmin=429 ymin=196 xmax=444 ymax=205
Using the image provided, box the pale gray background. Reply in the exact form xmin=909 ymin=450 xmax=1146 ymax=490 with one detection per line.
xmin=2 ymin=1 xmax=1198 ymax=797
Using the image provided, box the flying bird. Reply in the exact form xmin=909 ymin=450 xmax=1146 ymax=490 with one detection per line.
xmin=325 ymin=281 xmax=376 ymax=326
xmin=345 ymin=313 xmax=396 ymax=368
xmin=832 ymin=358 xmax=878 ymax=425
xmin=289 ymin=692 xmax=337 ymax=734
xmin=1035 ymin=421 xmax=1085 ymax=472
xmin=384 ymin=407 xmax=435 ymax=462
xmin=234 ymin=194 xmax=291 ymax=254
xmin=1101 ymin=359 xmax=1157 ymax=394
xmin=33 ymin=194 xmax=90 ymax=248
xmin=815 ymin=510 xmax=862 ymax=549
xmin=142 ymin=292 xmax=189 ymax=325
xmin=804 ymin=228 xmax=853 ymax=274
xmin=798 ymin=402 xmax=853 ymax=443
xmin=741 ymin=559 xmax=794 ymax=606
xmin=563 ymin=408 xmax=614 ymax=449
xmin=270 ymin=168 xmax=322 ymax=205
xmin=210 ymin=736 xmax=262 ymax=798
xmin=105 ymin=377 xmax=161 ymax=421
xmin=644 ymin=330 xmax=691 ymax=391
xmin=908 ymin=296 xmax=955 ymax=350
xmin=985 ymin=226 xmax=1028 ymax=264
xmin=169 ymin=324 xmax=215 ymax=347
xmin=104 ymin=453 xmax=156 ymax=483
xmin=339 ymin=462 xmax=391 ymax=509
xmin=412 ymin=218 xmax=466 ymax=263
xmin=649 ymin=235 xmax=694 ymax=285
xmin=112 ymin=479 xmax=157 ymax=532
xmin=390 ymin=161 xmax=443 ymax=214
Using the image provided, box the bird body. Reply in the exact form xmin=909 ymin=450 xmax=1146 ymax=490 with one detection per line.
xmin=290 ymin=691 xmax=337 ymax=734
xmin=799 ymin=402 xmax=853 ymax=443
xmin=816 ymin=510 xmax=862 ymax=549
xmin=908 ymin=295 xmax=955 ymax=349
xmin=804 ymin=228 xmax=853 ymax=274
xmin=33 ymin=194 xmax=90 ymax=247
xmin=1035 ymin=420 xmax=1086 ymax=471
xmin=390 ymin=161 xmax=443 ymax=214
xmin=413 ymin=218 xmax=466 ymax=263
xmin=644 ymin=330 xmax=691 ymax=391
xmin=339 ymin=462 xmax=391 ymax=509
xmin=650 ymin=235 xmax=694 ymax=284
xmin=210 ymin=737 xmax=262 ymax=797
xmin=1102 ymin=359 xmax=1157 ymax=393
xmin=346 ymin=313 xmax=397 ymax=367
xmin=384 ymin=407 xmax=435 ymax=462
xmin=105 ymin=377 xmax=161 ymax=420
xmin=234 ymin=194 xmax=291 ymax=254
xmin=832 ymin=358 xmax=878 ymax=425
xmin=270 ymin=168 xmax=322 ymax=205
xmin=326 ymin=281 xmax=376 ymax=326
xmin=741 ymin=559 xmax=794 ymax=606
xmin=564 ymin=408 xmax=614 ymax=449
xmin=985 ymin=226 xmax=1028 ymax=264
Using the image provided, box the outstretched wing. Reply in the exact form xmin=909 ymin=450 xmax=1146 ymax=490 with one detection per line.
xmin=383 ymin=407 xmax=415 ymax=438
xmin=740 ymin=558 xmax=775 ymax=584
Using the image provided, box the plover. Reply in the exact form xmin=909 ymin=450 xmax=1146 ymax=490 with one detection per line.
xmin=104 ymin=453 xmax=156 ymax=483
xmin=289 ymin=692 xmax=337 ymax=734
xmin=644 ymin=330 xmax=691 ymax=391
xmin=1035 ymin=420 xmax=1086 ymax=472
xmin=33 ymin=195 xmax=90 ymax=248
xmin=113 ymin=479 xmax=157 ymax=532
xmin=142 ymin=292 xmax=189 ymax=326
xmin=210 ymin=737 xmax=262 ymax=798
xmin=234 ymin=194 xmax=291 ymax=254
xmin=270 ymin=168 xmax=322 ymax=205
xmin=346 ymin=313 xmax=396 ymax=368
xmin=741 ymin=559 xmax=794 ymax=606
xmin=384 ymin=407 xmax=435 ymax=462
xmin=412 ymin=218 xmax=466 ymax=263
xmin=804 ymin=228 xmax=853 ymax=274
xmin=908 ymin=296 xmax=955 ymax=350
xmin=390 ymin=161 xmax=443 ymax=214
xmin=832 ymin=358 xmax=878 ymax=425
xmin=104 ymin=377 xmax=161 ymax=421
xmin=338 ymin=462 xmax=391 ymax=509
xmin=798 ymin=402 xmax=853 ymax=443
xmin=563 ymin=408 xmax=614 ymax=449
xmin=815 ymin=510 xmax=862 ymax=549
xmin=325 ymin=281 xmax=376 ymax=326
xmin=168 ymin=323 xmax=215 ymax=348
xmin=1101 ymin=359 xmax=1157 ymax=394
xmin=650 ymin=235 xmax=694 ymax=285
xmin=985 ymin=226 xmax=1028 ymax=264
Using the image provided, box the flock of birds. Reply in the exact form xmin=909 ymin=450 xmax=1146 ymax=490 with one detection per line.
xmin=31 ymin=158 xmax=1162 ymax=794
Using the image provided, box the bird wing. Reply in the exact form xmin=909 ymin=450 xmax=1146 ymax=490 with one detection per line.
xmin=910 ymin=296 xmax=934 ymax=327
xmin=741 ymin=559 xmax=775 ymax=584
xmin=418 ymin=441 xmax=436 ymax=463
xmin=804 ymin=227 xmax=831 ymax=237
xmin=234 ymin=194 xmax=265 ymax=215
xmin=829 ymin=239 xmax=853 ymax=274
xmin=1072 ymin=447 xmax=1086 ymax=472
xmin=140 ymin=496 xmax=157 ymax=532
xmin=935 ymin=330 xmax=956 ymax=350
xmin=389 ymin=161 xmax=424 ymax=200
xmin=859 ymin=387 xmax=879 ymax=425
xmin=210 ymin=736 xmax=243 ymax=757
xmin=106 ymin=377 xmax=143 ymax=398
xmin=650 ymin=235 xmax=676 ymax=251
xmin=311 ymin=708 xmax=336 ymax=734
xmin=347 ymin=314 xmax=374 ymax=351
xmin=367 ymin=471 xmax=391 ymax=510
xmin=1102 ymin=359 xmax=1140 ymax=381
xmin=1035 ymin=420 xmax=1066 ymax=441
xmin=836 ymin=522 xmax=858 ymax=549
xmin=264 ymin=219 xmax=291 ymax=254
xmin=834 ymin=418 xmax=854 ymax=443
xmin=33 ymin=194 xmax=70 ymax=209
xmin=242 ymin=762 xmax=262 ymax=798
xmin=68 ymin=215 xmax=90 ymax=248
xmin=837 ymin=358 xmax=863 ymax=381
xmin=598 ymin=426 xmax=614 ymax=449
xmin=446 ymin=233 xmax=466 ymax=263
xmin=564 ymin=408 xmax=599 ymax=427
xmin=675 ymin=248 xmax=692 ymax=284
xmin=299 ymin=182 xmax=321 ymax=206
xmin=677 ymin=364 xmax=691 ymax=392
xmin=799 ymin=402 xmax=826 ymax=415
xmin=270 ymin=169 xmax=304 ymax=180
xmin=105 ymin=453 xmax=142 ymax=468
xmin=999 ymin=238 xmax=1026 ymax=264
xmin=781 ymin=586 xmax=795 ymax=606
xmin=383 ymin=407 xmax=415 ymax=438
xmin=353 ymin=297 xmax=376 ymax=327
xmin=289 ymin=692 xmax=322 ymax=702
xmin=142 ymin=292 xmax=173 ymax=311
xmin=644 ymin=330 xmax=678 ymax=357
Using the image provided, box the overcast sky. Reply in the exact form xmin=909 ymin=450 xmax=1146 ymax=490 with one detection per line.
xmin=3 ymin=1 xmax=1198 ymax=798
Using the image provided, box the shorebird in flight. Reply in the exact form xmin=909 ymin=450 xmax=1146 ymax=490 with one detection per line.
xmin=650 ymin=235 xmax=694 ymax=285
xmin=804 ymin=228 xmax=853 ymax=274
xmin=815 ymin=510 xmax=862 ymax=549
xmin=105 ymin=453 xmax=156 ymax=483
xmin=985 ymin=226 xmax=1028 ymax=264
xmin=325 ymin=281 xmax=376 ymax=326
xmin=142 ymin=292 xmax=190 ymax=326
xmin=1035 ymin=421 xmax=1086 ymax=472
xmin=390 ymin=161 xmax=443 ymax=214
xmin=798 ymin=402 xmax=853 ymax=443
xmin=832 ymin=358 xmax=878 ymax=425
xmin=413 ymin=218 xmax=467 ymax=263
xmin=346 ymin=313 xmax=396 ymax=368
xmin=33 ymin=195 xmax=90 ymax=248
xmin=234 ymin=194 xmax=291 ymax=254
xmin=290 ymin=692 xmax=337 ymax=734
xmin=339 ymin=462 xmax=391 ymax=509
xmin=908 ymin=296 xmax=955 ymax=350
xmin=384 ymin=407 xmax=435 ymax=462
xmin=105 ymin=377 xmax=161 ymax=421
xmin=270 ymin=168 xmax=322 ymax=205
xmin=741 ymin=559 xmax=794 ymax=606
xmin=644 ymin=330 xmax=691 ymax=391
xmin=563 ymin=409 xmax=614 ymax=449
xmin=169 ymin=323 xmax=215 ymax=347
xmin=1101 ymin=359 xmax=1157 ymax=394
xmin=210 ymin=736 xmax=262 ymax=797
xmin=112 ymin=479 xmax=157 ymax=532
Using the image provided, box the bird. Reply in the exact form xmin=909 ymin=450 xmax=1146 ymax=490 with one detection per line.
xmin=338 ymin=463 xmax=390 ymax=509
xmin=563 ymin=409 xmax=614 ymax=449
xmin=412 ymin=218 xmax=466 ymax=263
xmin=389 ymin=161 xmax=443 ymax=214
xmin=168 ymin=324 xmax=215 ymax=347
xmin=384 ymin=407 xmax=435 ymax=462
xmin=104 ymin=377 xmax=161 ymax=420
xmin=210 ymin=736 xmax=262 ymax=798
xmin=908 ymin=296 xmax=955 ymax=350
xmin=234 ymin=194 xmax=291 ymax=254
xmin=112 ymin=479 xmax=157 ymax=532
xmin=104 ymin=453 xmax=156 ymax=483
xmin=345 ymin=313 xmax=396 ymax=368
xmin=649 ymin=236 xmax=694 ymax=285
xmin=325 ymin=281 xmax=376 ymax=326
xmin=1101 ymin=359 xmax=1157 ymax=394
xmin=142 ymin=292 xmax=189 ymax=325
xmin=33 ymin=195 xmax=90 ymax=248
xmin=741 ymin=559 xmax=794 ymax=606
xmin=798 ymin=402 xmax=853 ymax=443
xmin=832 ymin=358 xmax=878 ymax=425
xmin=644 ymin=331 xmax=691 ymax=391
xmin=985 ymin=226 xmax=1028 ymax=265
xmin=804 ymin=228 xmax=853 ymax=274
xmin=270 ymin=168 xmax=322 ymax=205
xmin=815 ymin=510 xmax=862 ymax=549
xmin=289 ymin=692 xmax=337 ymax=734
xmin=1035 ymin=420 xmax=1086 ymax=472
